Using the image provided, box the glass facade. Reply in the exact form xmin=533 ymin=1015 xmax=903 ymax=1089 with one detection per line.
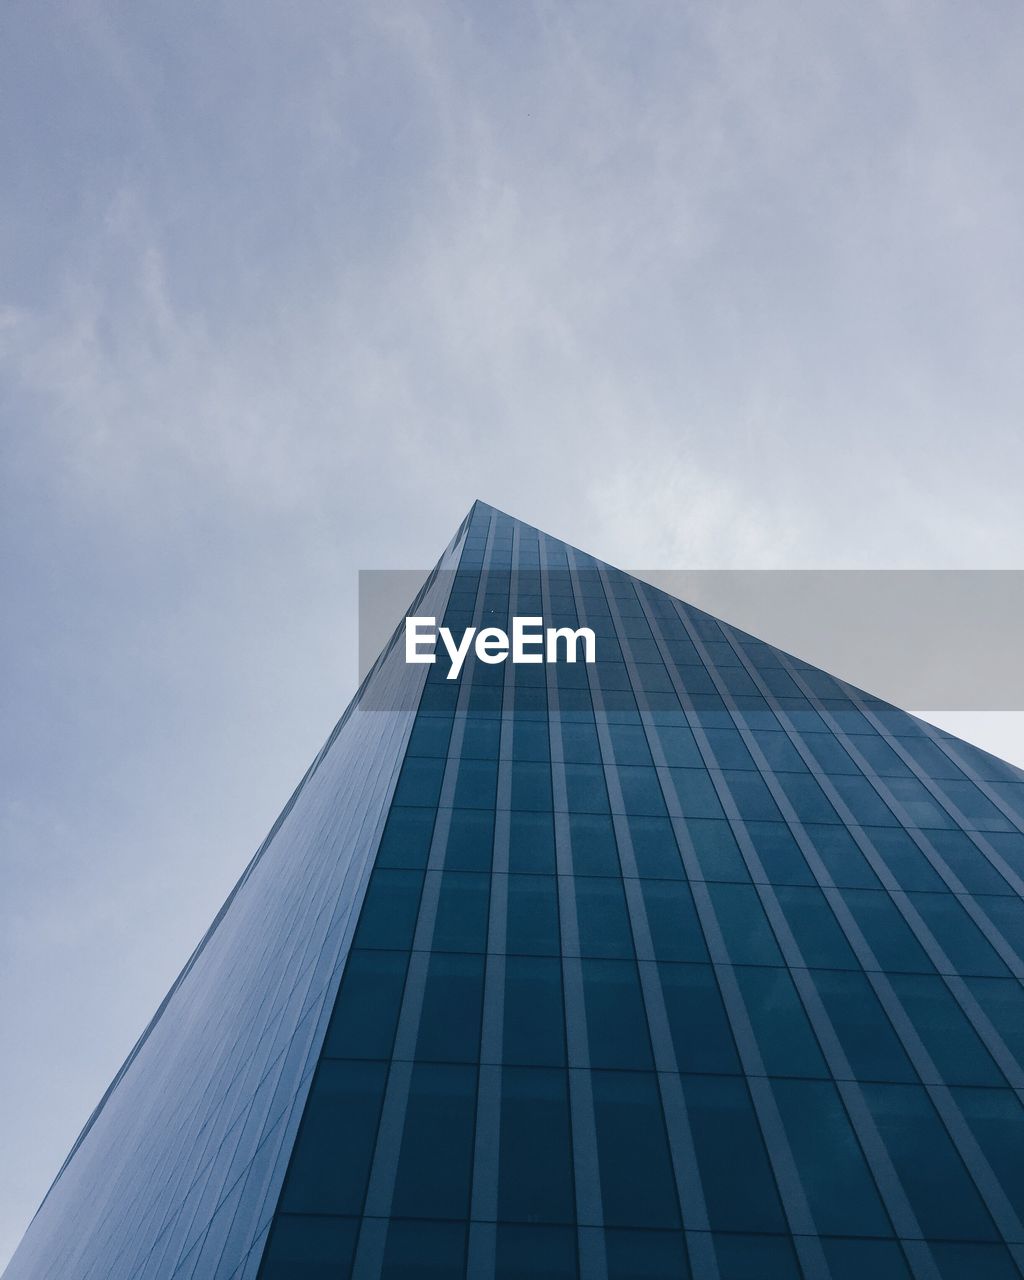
xmin=7 ymin=501 xmax=1024 ymax=1280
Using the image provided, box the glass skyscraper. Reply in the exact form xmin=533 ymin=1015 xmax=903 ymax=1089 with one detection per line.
xmin=6 ymin=501 xmax=1024 ymax=1280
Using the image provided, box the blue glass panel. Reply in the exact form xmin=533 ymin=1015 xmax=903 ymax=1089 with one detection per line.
xmin=280 ymin=1060 xmax=387 ymax=1214
xmin=803 ymin=732 xmax=859 ymax=774
xmin=684 ymin=1075 xmax=787 ymax=1233
xmin=908 ymin=892 xmax=1010 ymax=977
xmin=324 ymin=950 xmax=409 ymax=1060
xmin=453 ymin=756 xmax=499 ymax=810
xmin=889 ymin=973 xmax=1005 ymax=1084
xmin=712 ymin=1232 xmax=801 ymax=1279
xmin=821 ymin=1238 xmax=911 ymax=1280
xmin=707 ymin=883 xmax=783 ymax=965
xmin=406 ymin=717 xmax=454 ymax=758
xmin=432 ymin=872 xmax=490 ymax=953
xmin=773 ymin=1078 xmax=891 ymax=1235
xmin=394 ymin=756 xmax=446 ymax=808
xmin=381 ymin=1219 xmax=467 ymax=1279
xmin=654 ymin=724 xmax=703 ymax=767
xmin=354 ymin=870 xmax=425 ymax=950
xmin=416 ymin=952 xmax=485 ymax=1062
xmin=963 ymin=976 xmax=1024 ymax=1063
xmin=745 ymin=821 xmax=816 ymax=885
xmin=561 ymin=719 xmax=602 ymax=763
xmin=582 ymin=959 xmax=654 ymax=1069
xmin=735 ymin=966 xmax=827 ymax=1077
xmin=840 ymin=889 xmax=936 ymax=973
xmin=576 ymin=878 xmax=635 ymax=958
xmin=928 ymin=1241 xmax=1022 ymax=1280
xmin=809 ymin=969 xmax=918 ymax=1082
xmin=641 ymin=879 xmax=710 ymax=962
xmin=668 ymin=769 xmax=726 ymax=819
xmin=924 ymin=829 xmax=1011 ymax=894
xmin=751 ymin=730 xmax=807 ymax=772
xmin=506 ymin=874 xmax=561 ymax=955
xmin=260 ymin=1214 xmax=359 ymax=1280
xmin=569 ymin=812 xmax=621 ymax=875
xmin=831 ymin=775 xmax=899 ymax=827
xmin=565 ymin=763 xmax=611 ymax=813
xmin=605 ymin=1228 xmax=690 ymax=1280
xmin=951 ymin=1087 xmax=1024 ymax=1221
xmin=495 ymin=1225 xmax=576 ymax=1279
xmin=724 ymin=771 xmax=784 ymax=821
xmin=867 ymin=828 xmax=948 ymax=892
xmin=592 ymin=1071 xmax=681 ymax=1228
xmin=443 ymin=807 xmax=494 ymax=872
xmin=805 ymin=824 xmax=881 ymax=888
xmin=509 ymin=810 xmax=556 ymax=872
xmin=862 ymin=1082 xmax=998 ymax=1240
xmin=513 ymin=718 xmax=551 ymax=762
xmin=461 ymin=715 xmax=501 ymax=759
xmin=503 ymin=955 xmax=566 ymax=1067
xmin=629 ymin=815 xmax=684 ymax=878
xmin=377 ymin=807 xmax=436 ymax=869
xmin=974 ymin=895 xmax=1024 ymax=966
xmin=705 ymin=728 xmax=756 ymax=770
xmin=775 ymin=884 xmax=860 ymax=968
xmin=658 ymin=963 xmax=740 ymax=1074
xmin=609 ymin=722 xmax=655 ymax=766
xmin=497 ymin=1067 xmax=575 ymax=1223
xmin=511 ymin=760 xmax=553 ymax=811
xmin=686 ymin=818 xmax=750 ymax=882
xmin=391 ymin=1063 xmax=477 ymax=1219
xmin=617 ymin=765 xmax=669 ymax=816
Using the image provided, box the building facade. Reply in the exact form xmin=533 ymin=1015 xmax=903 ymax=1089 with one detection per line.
xmin=6 ymin=502 xmax=1024 ymax=1280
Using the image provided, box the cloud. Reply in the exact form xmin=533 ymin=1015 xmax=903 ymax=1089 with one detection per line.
xmin=3 ymin=2 xmax=1024 ymax=1263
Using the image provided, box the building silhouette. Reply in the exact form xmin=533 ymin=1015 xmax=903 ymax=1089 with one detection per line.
xmin=6 ymin=501 xmax=1024 ymax=1280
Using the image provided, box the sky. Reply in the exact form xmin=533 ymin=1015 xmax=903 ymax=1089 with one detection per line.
xmin=3 ymin=0 xmax=1024 ymax=1267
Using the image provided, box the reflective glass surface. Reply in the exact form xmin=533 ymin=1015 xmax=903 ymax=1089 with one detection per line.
xmin=9 ymin=502 xmax=1024 ymax=1280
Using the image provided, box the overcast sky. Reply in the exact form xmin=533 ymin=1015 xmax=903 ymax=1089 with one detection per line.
xmin=3 ymin=1 xmax=1024 ymax=1267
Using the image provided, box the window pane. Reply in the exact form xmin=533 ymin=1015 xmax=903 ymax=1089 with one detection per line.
xmin=391 ymin=1063 xmax=477 ymax=1219
xmin=281 ymin=1060 xmax=387 ymax=1214
xmin=509 ymin=810 xmax=556 ymax=872
xmin=324 ymin=950 xmax=408 ymax=1060
xmin=707 ymin=883 xmax=783 ymax=965
xmin=582 ymin=959 xmax=654 ymax=1069
xmin=432 ymin=872 xmax=490 ymax=953
xmin=641 ymin=879 xmax=709 ymax=963
xmin=442 ymin=808 xmax=494 ymax=872
xmin=683 ymin=1075 xmax=787 ymax=1234
xmin=416 ymin=952 xmax=485 ymax=1063
xmin=735 ymin=967 xmax=827 ymax=1078
xmin=495 ymin=1225 xmax=576 ymax=1280
xmin=773 ymin=1078 xmax=891 ymax=1235
xmin=377 ymin=807 xmax=436 ymax=869
xmin=381 ymin=1219 xmax=466 ymax=1280
xmin=260 ymin=1215 xmax=359 ymax=1280
xmin=503 ymin=956 xmax=566 ymax=1067
xmin=659 ymin=963 xmax=740 ymax=1075
xmin=497 ymin=1067 xmax=575 ymax=1224
xmin=506 ymin=875 xmax=560 ymax=955
xmin=576 ymin=878 xmax=635 ymax=958
xmin=809 ymin=969 xmax=917 ymax=1082
xmin=354 ymin=870 xmax=424 ymax=950
xmin=889 ymin=973 xmax=1004 ymax=1085
xmin=862 ymin=1082 xmax=997 ymax=1241
xmin=592 ymin=1071 xmax=681 ymax=1228
xmin=569 ymin=812 xmax=621 ymax=875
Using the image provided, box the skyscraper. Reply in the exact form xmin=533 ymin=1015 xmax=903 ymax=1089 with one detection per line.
xmin=6 ymin=501 xmax=1024 ymax=1280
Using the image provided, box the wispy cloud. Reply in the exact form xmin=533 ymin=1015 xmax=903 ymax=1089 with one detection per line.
xmin=3 ymin=0 xmax=1024 ymax=1264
